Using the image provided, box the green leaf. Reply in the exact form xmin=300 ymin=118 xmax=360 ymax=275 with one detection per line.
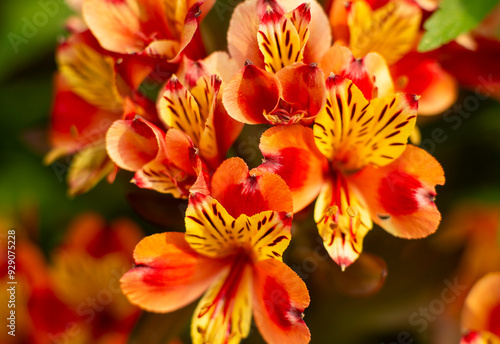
xmin=418 ymin=0 xmax=500 ymax=52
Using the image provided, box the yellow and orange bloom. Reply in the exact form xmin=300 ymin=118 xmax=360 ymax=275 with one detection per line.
xmin=255 ymin=75 xmax=444 ymax=269
xmin=106 ymin=52 xmax=243 ymax=196
xmin=461 ymin=272 xmax=500 ymax=343
xmin=121 ymin=158 xmax=310 ymax=344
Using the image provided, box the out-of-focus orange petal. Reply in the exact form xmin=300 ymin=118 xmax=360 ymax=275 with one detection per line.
xmin=462 ymin=273 xmax=500 ymax=338
xmin=222 ymin=64 xmax=281 ymax=124
xmin=106 ymin=116 xmax=164 ymax=172
xmin=121 ymin=232 xmax=226 ymax=313
xmin=350 ymin=145 xmax=445 ymax=239
xmin=256 ymin=125 xmax=327 ymax=212
xmin=314 ymin=173 xmax=372 ymax=269
xmin=392 ymin=52 xmax=458 ymax=115
xmin=212 ymin=157 xmax=293 ymax=218
xmin=252 ymin=259 xmax=310 ymax=344
xmin=461 ymin=330 xmax=500 ymax=344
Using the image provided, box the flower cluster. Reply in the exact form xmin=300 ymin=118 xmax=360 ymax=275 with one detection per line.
xmin=45 ymin=0 xmax=500 ymax=342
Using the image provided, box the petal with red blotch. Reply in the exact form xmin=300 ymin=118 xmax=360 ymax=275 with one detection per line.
xmin=252 ymin=259 xmax=310 ymax=344
xmin=166 ymin=3 xmax=203 ymax=63
xmin=47 ymin=74 xmax=118 ymax=162
xmin=256 ymin=125 xmax=327 ymax=212
xmin=106 ymin=116 xmax=165 ymax=172
xmin=222 ymin=64 xmax=281 ymax=124
xmin=67 ymin=141 xmax=115 ymax=196
xmin=462 ymin=272 xmax=500 ymax=338
xmin=349 ymin=145 xmax=445 ymax=239
xmin=212 ymin=157 xmax=293 ymax=218
xmin=191 ymin=263 xmax=253 ymax=344
xmin=275 ymin=63 xmax=326 ymax=124
xmin=121 ymin=232 xmax=227 ymax=313
xmin=314 ymin=173 xmax=372 ymax=269
xmin=392 ymin=52 xmax=457 ymax=115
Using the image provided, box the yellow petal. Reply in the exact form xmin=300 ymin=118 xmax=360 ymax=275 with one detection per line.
xmin=348 ymin=0 xmax=421 ymax=65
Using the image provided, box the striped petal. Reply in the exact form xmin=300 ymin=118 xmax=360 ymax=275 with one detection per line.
xmin=185 ymin=193 xmax=292 ymax=261
xmin=313 ymin=75 xmax=417 ymax=172
xmin=350 ymin=145 xmax=445 ymax=239
xmin=191 ymin=261 xmax=253 ymax=344
xmin=121 ymin=232 xmax=226 ymax=313
xmin=252 ymin=259 xmax=310 ymax=344
xmin=347 ymin=0 xmax=421 ymax=65
xmin=258 ymin=6 xmax=303 ymax=73
xmin=314 ymin=172 xmax=372 ymax=270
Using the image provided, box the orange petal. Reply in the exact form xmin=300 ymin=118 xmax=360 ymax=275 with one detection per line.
xmin=212 ymin=157 xmax=293 ymax=218
xmin=461 ymin=331 xmax=500 ymax=344
xmin=320 ymin=44 xmax=394 ymax=99
xmin=106 ymin=116 xmax=164 ymax=172
xmin=347 ymin=0 xmax=421 ymax=64
xmin=350 ymin=145 xmax=445 ymax=239
xmin=222 ymin=64 xmax=281 ymax=124
xmin=314 ymin=173 xmax=372 ymax=270
xmin=257 ymin=125 xmax=327 ymax=212
xmin=191 ymin=262 xmax=253 ymax=344
xmin=274 ymin=62 xmax=326 ymax=125
xmin=121 ymin=232 xmax=226 ymax=313
xmin=252 ymin=259 xmax=310 ymax=344
xmin=462 ymin=273 xmax=500 ymax=338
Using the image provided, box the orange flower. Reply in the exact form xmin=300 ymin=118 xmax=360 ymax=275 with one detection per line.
xmin=227 ymin=0 xmax=331 ymax=70
xmin=255 ymin=74 xmax=444 ymax=269
xmin=106 ymin=52 xmax=243 ymax=195
xmin=461 ymin=273 xmax=500 ymax=343
xmin=121 ymin=158 xmax=310 ymax=344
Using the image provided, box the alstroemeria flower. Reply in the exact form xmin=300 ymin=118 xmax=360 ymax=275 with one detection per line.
xmin=461 ymin=273 xmax=500 ymax=343
xmin=223 ymin=62 xmax=325 ymax=125
xmin=227 ymin=0 xmax=331 ymax=70
xmin=255 ymin=74 xmax=444 ymax=269
xmin=106 ymin=52 xmax=243 ymax=195
xmin=46 ymin=31 xmax=159 ymax=196
xmin=328 ymin=0 xmax=458 ymax=115
xmin=121 ymin=158 xmax=310 ymax=344
xmin=83 ymin=0 xmax=214 ymax=61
